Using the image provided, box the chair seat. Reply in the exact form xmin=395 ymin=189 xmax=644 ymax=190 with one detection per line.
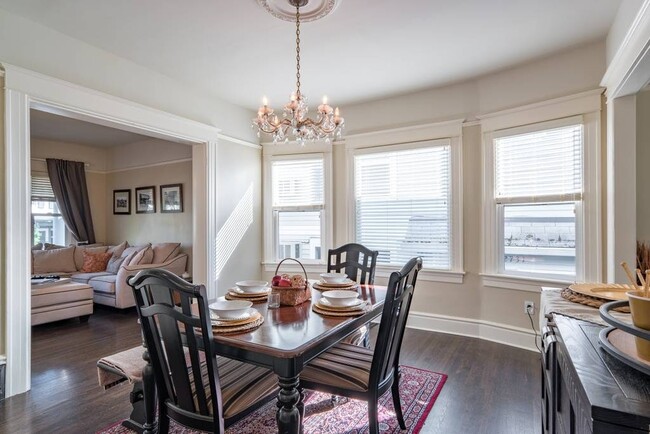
xmin=300 ymin=342 xmax=373 ymax=392
xmin=188 ymin=356 xmax=278 ymax=420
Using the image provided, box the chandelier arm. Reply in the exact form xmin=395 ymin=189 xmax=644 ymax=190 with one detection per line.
xmin=295 ymin=4 xmax=301 ymax=97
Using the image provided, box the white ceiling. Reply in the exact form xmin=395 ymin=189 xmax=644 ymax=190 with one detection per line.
xmin=1 ymin=0 xmax=621 ymax=111
xmin=30 ymin=110 xmax=154 ymax=147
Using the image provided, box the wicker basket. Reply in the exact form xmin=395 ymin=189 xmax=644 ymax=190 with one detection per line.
xmin=272 ymin=258 xmax=311 ymax=306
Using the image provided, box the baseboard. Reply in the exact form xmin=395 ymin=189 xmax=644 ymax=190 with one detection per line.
xmin=407 ymin=311 xmax=539 ymax=352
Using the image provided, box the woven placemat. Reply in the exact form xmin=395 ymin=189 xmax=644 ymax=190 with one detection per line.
xmin=312 ymin=282 xmax=358 ymax=291
xmin=312 ymin=302 xmax=370 ymax=317
xmin=228 ymin=288 xmax=271 ymax=298
xmin=212 ymin=312 xmax=264 ymax=334
xmin=561 ymin=287 xmax=630 ymax=313
xmin=225 ymin=292 xmax=268 ymax=304
xmin=211 ymin=310 xmax=261 ymax=327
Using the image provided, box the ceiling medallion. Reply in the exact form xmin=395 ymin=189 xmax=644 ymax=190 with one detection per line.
xmin=256 ymin=0 xmax=340 ymax=23
xmin=253 ymin=0 xmax=344 ymax=145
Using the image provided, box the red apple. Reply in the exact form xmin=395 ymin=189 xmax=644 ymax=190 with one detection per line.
xmin=278 ymin=278 xmax=292 ymax=287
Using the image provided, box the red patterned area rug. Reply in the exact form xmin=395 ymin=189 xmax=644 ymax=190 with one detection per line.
xmin=97 ymin=366 xmax=446 ymax=434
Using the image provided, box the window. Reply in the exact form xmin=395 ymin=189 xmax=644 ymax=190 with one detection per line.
xmin=353 ymin=142 xmax=453 ymax=270
xmin=270 ymin=156 xmax=326 ymax=262
xmin=489 ymin=120 xmax=584 ymax=280
xmin=31 ymin=176 xmax=66 ymax=246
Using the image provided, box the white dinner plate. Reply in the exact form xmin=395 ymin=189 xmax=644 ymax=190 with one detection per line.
xmin=318 ymin=297 xmax=364 ymax=309
xmin=210 ymin=308 xmax=255 ymax=322
xmin=317 ymin=279 xmax=357 ymax=287
xmin=231 ymin=286 xmax=271 ymax=295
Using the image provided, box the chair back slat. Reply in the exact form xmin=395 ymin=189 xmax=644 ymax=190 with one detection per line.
xmin=129 ymin=269 xmax=225 ymax=430
xmin=327 ymin=243 xmax=379 ymax=284
xmin=369 ymin=257 xmax=422 ymax=388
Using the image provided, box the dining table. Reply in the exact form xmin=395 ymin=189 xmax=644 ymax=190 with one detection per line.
xmin=213 ymin=284 xmax=387 ymax=434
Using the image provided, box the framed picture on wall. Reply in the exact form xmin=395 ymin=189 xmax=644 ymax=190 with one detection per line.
xmin=113 ymin=189 xmax=131 ymax=215
xmin=135 ymin=186 xmax=156 ymax=214
xmin=160 ymin=183 xmax=183 ymax=213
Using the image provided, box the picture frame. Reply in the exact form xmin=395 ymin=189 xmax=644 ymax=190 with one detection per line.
xmin=113 ymin=189 xmax=131 ymax=215
xmin=160 ymin=183 xmax=183 ymax=213
xmin=135 ymin=186 xmax=156 ymax=214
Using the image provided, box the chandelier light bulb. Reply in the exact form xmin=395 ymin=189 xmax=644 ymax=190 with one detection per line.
xmin=322 ymin=95 xmax=328 ymax=104
xmin=262 ymin=96 xmax=268 ymax=106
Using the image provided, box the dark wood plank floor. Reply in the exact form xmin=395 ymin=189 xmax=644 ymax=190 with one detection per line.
xmin=0 ymin=308 xmax=540 ymax=434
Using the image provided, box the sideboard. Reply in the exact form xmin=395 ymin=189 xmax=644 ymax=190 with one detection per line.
xmin=542 ymin=313 xmax=650 ymax=433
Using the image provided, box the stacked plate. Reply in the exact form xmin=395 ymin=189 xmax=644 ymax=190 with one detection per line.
xmin=209 ymin=300 xmax=264 ymax=333
xmin=225 ymin=280 xmax=271 ymax=303
xmin=313 ymin=273 xmax=359 ymax=291
xmin=312 ymin=290 xmax=369 ymax=317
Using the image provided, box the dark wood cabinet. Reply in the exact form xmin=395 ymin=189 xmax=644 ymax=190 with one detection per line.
xmin=542 ymin=314 xmax=650 ymax=434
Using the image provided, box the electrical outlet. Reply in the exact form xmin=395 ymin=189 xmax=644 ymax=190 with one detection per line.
xmin=524 ymin=301 xmax=535 ymax=315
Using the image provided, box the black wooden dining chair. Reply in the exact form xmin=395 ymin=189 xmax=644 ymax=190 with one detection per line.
xmin=327 ymin=243 xmax=379 ymax=284
xmin=301 ymin=257 xmax=422 ymax=434
xmin=128 ymin=268 xmax=277 ymax=434
xmin=328 ymin=243 xmax=379 ymax=347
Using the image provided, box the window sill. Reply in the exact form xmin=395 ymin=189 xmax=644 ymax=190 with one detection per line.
xmin=480 ymin=273 xmax=572 ymax=293
xmin=262 ymin=262 xmax=465 ymax=284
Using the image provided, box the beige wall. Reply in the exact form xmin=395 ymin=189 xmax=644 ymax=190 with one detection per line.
xmin=30 ymin=139 xmax=109 ymax=243
xmin=637 ymin=90 xmax=650 ymax=242
xmin=264 ymin=41 xmax=607 ymax=337
xmin=105 ymin=160 xmax=193 ymax=272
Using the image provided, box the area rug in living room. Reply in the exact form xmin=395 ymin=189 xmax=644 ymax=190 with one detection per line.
xmin=97 ymin=366 xmax=446 ymax=434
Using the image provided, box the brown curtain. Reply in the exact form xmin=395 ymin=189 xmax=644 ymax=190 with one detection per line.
xmin=46 ymin=158 xmax=96 ymax=244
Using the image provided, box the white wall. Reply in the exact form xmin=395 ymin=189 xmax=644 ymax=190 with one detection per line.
xmin=0 ymin=7 xmax=256 ymax=141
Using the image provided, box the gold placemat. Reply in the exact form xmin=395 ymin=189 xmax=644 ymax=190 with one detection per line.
xmin=568 ymin=283 xmax=632 ymax=301
xmin=313 ymin=281 xmax=358 ymax=291
xmin=225 ymin=292 xmax=268 ymax=304
xmin=312 ymin=302 xmax=370 ymax=317
xmin=561 ymin=288 xmax=630 ymax=313
xmin=212 ymin=312 xmax=264 ymax=334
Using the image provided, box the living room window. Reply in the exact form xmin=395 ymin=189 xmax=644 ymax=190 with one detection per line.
xmin=268 ymin=154 xmax=328 ymax=263
xmin=484 ymin=115 xmax=599 ymax=282
xmin=31 ymin=176 xmax=66 ymax=246
xmin=352 ymin=140 xmax=459 ymax=271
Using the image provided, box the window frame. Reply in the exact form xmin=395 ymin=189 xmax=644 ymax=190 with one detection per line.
xmin=263 ymin=151 xmax=332 ymax=266
xmin=347 ymin=138 xmax=464 ymax=279
xmin=482 ymin=112 xmax=601 ymax=285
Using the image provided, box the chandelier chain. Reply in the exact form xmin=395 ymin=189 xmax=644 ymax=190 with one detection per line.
xmin=295 ymin=4 xmax=301 ymax=95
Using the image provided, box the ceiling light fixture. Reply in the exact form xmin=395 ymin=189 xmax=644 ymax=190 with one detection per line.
xmin=253 ymin=0 xmax=344 ymax=145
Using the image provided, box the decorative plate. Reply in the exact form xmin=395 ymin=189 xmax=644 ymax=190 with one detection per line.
xmin=569 ymin=283 xmax=633 ymax=302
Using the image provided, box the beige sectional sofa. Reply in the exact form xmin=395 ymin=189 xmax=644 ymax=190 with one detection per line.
xmin=32 ymin=242 xmax=188 ymax=309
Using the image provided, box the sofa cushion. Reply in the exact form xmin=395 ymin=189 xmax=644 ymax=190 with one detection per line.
xmin=71 ymin=272 xmax=112 ymax=284
xmin=74 ymin=245 xmax=109 ymax=270
xmin=33 ymin=246 xmax=77 ymax=274
xmin=89 ymin=274 xmax=117 ymax=294
xmin=81 ymin=251 xmax=113 ymax=273
xmin=107 ymin=241 xmax=128 ymax=258
xmin=130 ymin=247 xmax=154 ymax=266
xmin=44 ymin=243 xmax=66 ymax=250
xmin=106 ymin=255 xmax=126 ymax=274
xmin=151 ymin=243 xmax=181 ymax=264
xmin=32 ymin=243 xmax=44 ymax=251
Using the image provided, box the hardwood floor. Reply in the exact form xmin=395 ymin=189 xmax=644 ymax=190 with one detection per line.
xmin=0 ymin=308 xmax=540 ymax=434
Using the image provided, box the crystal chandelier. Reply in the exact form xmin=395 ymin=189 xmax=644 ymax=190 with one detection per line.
xmin=253 ymin=0 xmax=344 ymax=145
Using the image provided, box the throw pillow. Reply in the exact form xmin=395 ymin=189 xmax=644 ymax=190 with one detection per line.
xmin=81 ymin=251 xmax=113 ymax=273
xmin=129 ymin=247 xmax=154 ymax=266
xmin=74 ymin=245 xmax=109 ymax=270
xmin=106 ymin=255 xmax=126 ymax=274
xmin=33 ymin=246 xmax=77 ymax=274
xmin=151 ymin=242 xmax=181 ymax=264
xmin=107 ymin=241 xmax=128 ymax=258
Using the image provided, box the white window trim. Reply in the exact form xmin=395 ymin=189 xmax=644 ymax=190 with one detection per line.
xmin=262 ymin=151 xmax=333 ymax=265
xmin=345 ymin=137 xmax=464 ymax=279
xmin=480 ymin=90 xmax=602 ymax=287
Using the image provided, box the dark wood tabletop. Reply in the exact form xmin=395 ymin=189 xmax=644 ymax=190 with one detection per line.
xmin=212 ymin=284 xmax=387 ymax=434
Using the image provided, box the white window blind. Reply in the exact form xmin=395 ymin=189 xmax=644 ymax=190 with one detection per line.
xmin=354 ymin=145 xmax=451 ymax=269
xmin=31 ymin=176 xmax=56 ymax=201
xmin=494 ymin=124 xmax=583 ymax=202
xmin=272 ymin=159 xmax=324 ymax=208
xmin=271 ymin=157 xmax=324 ymax=261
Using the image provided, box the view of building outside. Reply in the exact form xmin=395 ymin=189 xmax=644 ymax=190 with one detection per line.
xmin=277 ymin=210 xmax=322 ymax=260
xmin=503 ymin=202 xmax=576 ymax=277
xmin=32 ymin=200 xmax=66 ymax=246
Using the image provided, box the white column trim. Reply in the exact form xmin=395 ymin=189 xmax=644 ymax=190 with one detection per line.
xmin=4 ymin=88 xmax=32 ymax=397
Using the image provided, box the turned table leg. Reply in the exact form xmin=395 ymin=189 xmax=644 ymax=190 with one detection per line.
xmin=141 ymin=349 xmax=157 ymax=434
xmin=277 ymin=375 xmax=302 ymax=434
